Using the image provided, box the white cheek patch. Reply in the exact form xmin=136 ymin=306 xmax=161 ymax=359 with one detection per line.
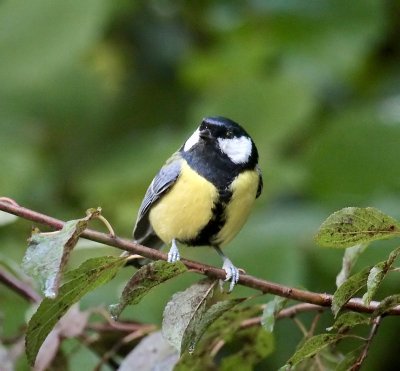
xmin=183 ymin=128 xmax=200 ymax=151
xmin=218 ymin=136 xmax=252 ymax=164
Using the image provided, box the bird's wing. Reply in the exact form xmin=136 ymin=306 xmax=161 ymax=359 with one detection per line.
xmin=256 ymin=165 xmax=263 ymax=199
xmin=133 ymin=153 xmax=182 ymax=245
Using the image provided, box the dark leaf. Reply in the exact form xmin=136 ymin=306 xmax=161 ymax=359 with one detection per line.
xmin=332 ymin=267 xmax=370 ymax=317
xmin=327 ymin=312 xmax=370 ymax=332
xmin=315 ymin=207 xmax=400 ymax=248
xmin=286 ymin=334 xmax=349 ymax=367
xmin=109 ymin=260 xmax=187 ymax=320
xmin=25 ymin=256 xmax=126 ymax=366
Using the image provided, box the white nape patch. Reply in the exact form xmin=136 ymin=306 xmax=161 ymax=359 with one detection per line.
xmin=218 ymin=136 xmax=252 ymax=164
xmin=183 ymin=128 xmax=200 ymax=151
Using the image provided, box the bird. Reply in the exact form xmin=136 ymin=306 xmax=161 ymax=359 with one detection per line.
xmin=132 ymin=116 xmax=262 ymax=291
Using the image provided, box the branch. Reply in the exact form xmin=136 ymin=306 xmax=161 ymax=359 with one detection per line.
xmin=351 ymin=316 xmax=382 ymax=371
xmin=1 ymin=199 xmax=400 ymax=315
xmin=0 ymin=268 xmax=41 ymax=303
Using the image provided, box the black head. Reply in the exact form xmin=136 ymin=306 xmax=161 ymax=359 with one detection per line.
xmin=183 ymin=116 xmax=258 ymax=167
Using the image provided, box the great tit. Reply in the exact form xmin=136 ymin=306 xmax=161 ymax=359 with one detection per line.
xmin=133 ymin=116 xmax=262 ymax=291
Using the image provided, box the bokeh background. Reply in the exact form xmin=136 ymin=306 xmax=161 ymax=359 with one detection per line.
xmin=1 ymin=0 xmax=400 ymax=369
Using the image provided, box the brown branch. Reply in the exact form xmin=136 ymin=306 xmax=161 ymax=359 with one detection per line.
xmin=0 ymin=268 xmax=41 ymax=303
xmin=1 ymin=199 xmax=400 ymax=315
xmin=351 ymin=316 xmax=382 ymax=371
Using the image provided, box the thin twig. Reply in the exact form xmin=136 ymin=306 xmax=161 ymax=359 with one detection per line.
xmin=293 ymin=317 xmax=308 ymax=336
xmin=0 ymin=268 xmax=41 ymax=303
xmin=1 ymin=199 xmax=400 ymax=315
xmin=350 ymin=316 xmax=382 ymax=371
xmin=239 ymin=304 xmax=327 ymax=330
xmin=309 ymin=312 xmax=322 ymax=336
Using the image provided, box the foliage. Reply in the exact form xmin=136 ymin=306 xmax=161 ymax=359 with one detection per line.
xmin=1 ymin=0 xmax=400 ymax=369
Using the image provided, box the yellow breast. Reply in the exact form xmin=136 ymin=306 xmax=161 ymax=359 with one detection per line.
xmin=149 ymin=161 xmax=218 ymax=244
xmin=213 ymin=170 xmax=259 ymax=246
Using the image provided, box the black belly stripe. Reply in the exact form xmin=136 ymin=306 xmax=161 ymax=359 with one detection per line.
xmin=183 ymin=187 xmax=232 ymax=247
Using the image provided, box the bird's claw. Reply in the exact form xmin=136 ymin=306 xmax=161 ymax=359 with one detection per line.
xmin=167 ymin=240 xmax=180 ymax=263
xmin=220 ymin=258 xmax=240 ymax=292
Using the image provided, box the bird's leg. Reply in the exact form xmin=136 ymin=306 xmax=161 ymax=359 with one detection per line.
xmin=167 ymin=239 xmax=180 ymax=263
xmin=214 ymin=246 xmax=239 ymax=292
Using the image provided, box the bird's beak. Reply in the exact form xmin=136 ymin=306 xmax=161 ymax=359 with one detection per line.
xmin=199 ymin=128 xmax=212 ymax=140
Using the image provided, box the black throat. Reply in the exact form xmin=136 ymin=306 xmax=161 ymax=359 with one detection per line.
xmin=179 ymin=141 xmax=252 ymax=247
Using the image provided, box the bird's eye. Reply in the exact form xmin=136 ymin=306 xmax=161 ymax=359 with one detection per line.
xmin=226 ymin=130 xmax=234 ymax=138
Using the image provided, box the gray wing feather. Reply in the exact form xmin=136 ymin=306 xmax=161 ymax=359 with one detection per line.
xmin=133 ymin=154 xmax=182 ymax=246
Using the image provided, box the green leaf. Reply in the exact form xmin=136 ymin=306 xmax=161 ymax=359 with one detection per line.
xmin=109 ymin=260 xmax=187 ymax=320
xmin=315 ymin=207 xmax=400 ymax=248
xmin=220 ymin=327 xmax=274 ymax=371
xmin=25 ymin=255 xmax=126 ymax=366
xmin=372 ymin=294 xmax=400 ymax=318
xmin=287 ymin=334 xmax=348 ymax=367
xmin=175 ymin=305 xmax=261 ymax=370
xmin=162 ymin=279 xmax=217 ymax=353
xmin=22 ymin=208 xmax=102 ymax=298
xmin=181 ymin=297 xmax=245 ymax=354
xmin=261 ymin=296 xmax=287 ymax=333
xmin=327 ymin=312 xmax=370 ymax=332
xmin=332 ymin=267 xmax=370 ymax=317
xmin=336 ymin=244 xmax=368 ymax=287
xmin=362 ymin=246 xmax=400 ymax=305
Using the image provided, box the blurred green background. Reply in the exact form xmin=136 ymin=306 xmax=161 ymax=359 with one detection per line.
xmin=1 ymin=0 xmax=400 ymax=369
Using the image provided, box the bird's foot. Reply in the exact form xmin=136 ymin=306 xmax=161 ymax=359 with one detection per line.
xmin=167 ymin=239 xmax=180 ymax=263
xmin=220 ymin=257 xmax=240 ymax=292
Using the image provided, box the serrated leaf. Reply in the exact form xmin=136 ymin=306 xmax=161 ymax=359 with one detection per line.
xmin=220 ymin=327 xmax=274 ymax=371
xmin=261 ymin=296 xmax=288 ymax=333
xmin=327 ymin=312 xmax=370 ymax=332
xmin=287 ymin=334 xmax=348 ymax=367
xmin=362 ymin=246 xmax=400 ymax=305
xmin=162 ymin=279 xmax=217 ymax=353
xmin=181 ymin=297 xmax=245 ymax=354
xmin=25 ymin=255 xmax=126 ymax=366
xmin=336 ymin=244 xmax=368 ymax=288
xmin=119 ymin=331 xmax=179 ymax=371
xmin=332 ymin=266 xmax=370 ymax=317
xmin=315 ymin=207 xmax=400 ymax=248
xmin=109 ymin=260 xmax=187 ymax=320
xmin=22 ymin=208 xmax=102 ymax=298
xmin=372 ymin=294 xmax=400 ymax=318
